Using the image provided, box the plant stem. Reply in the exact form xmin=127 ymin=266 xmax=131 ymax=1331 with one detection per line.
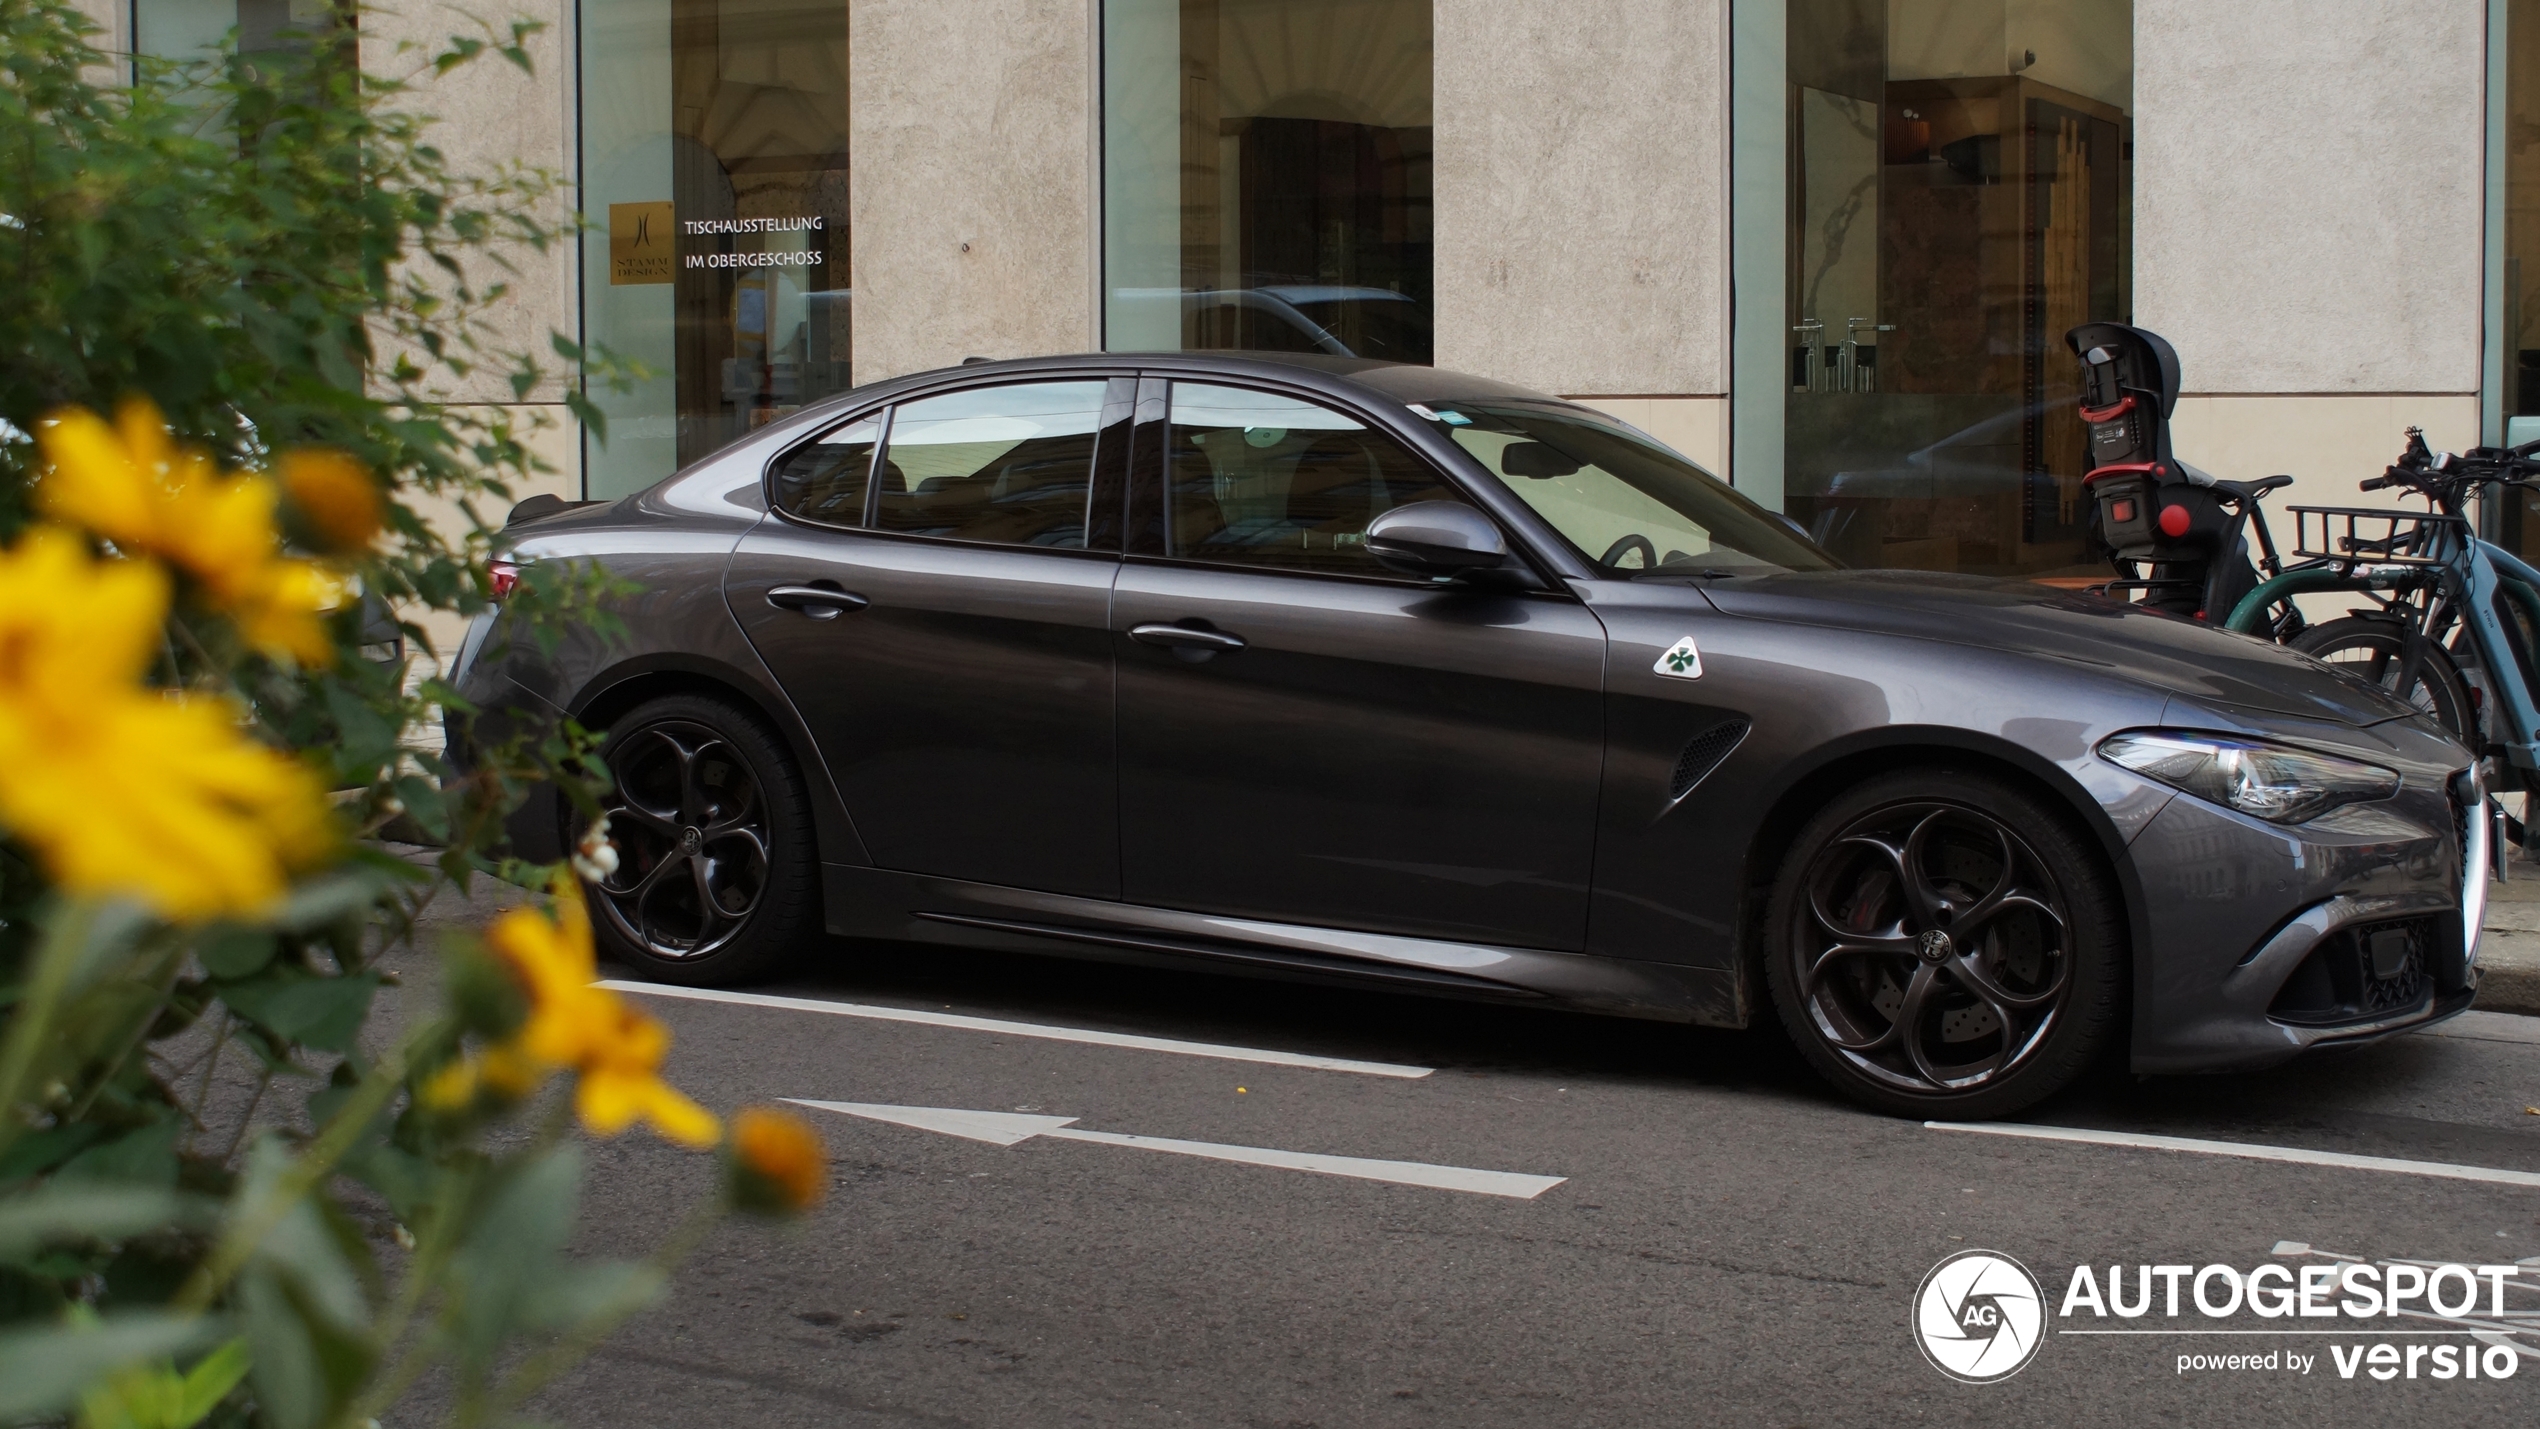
xmin=173 ymin=1015 xmax=442 ymax=1314
xmin=0 ymin=898 xmax=103 ymax=1162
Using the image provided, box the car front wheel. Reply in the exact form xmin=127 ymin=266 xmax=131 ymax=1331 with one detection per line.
xmin=1762 ymin=769 xmax=2124 ymax=1119
xmin=584 ymin=692 xmax=819 ymax=985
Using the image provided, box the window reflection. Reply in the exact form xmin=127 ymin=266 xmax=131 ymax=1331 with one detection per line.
xmin=582 ymin=0 xmax=850 ymax=497
xmin=1783 ymin=0 xmax=2131 ymax=580
xmin=874 ymin=384 xmax=1109 ymax=549
xmin=1165 ymin=383 xmax=1464 ymax=574
xmin=1104 ymin=0 xmax=1434 ymax=363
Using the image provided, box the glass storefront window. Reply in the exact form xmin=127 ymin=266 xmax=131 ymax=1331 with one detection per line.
xmin=2502 ymin=0 xmax=2540 ymax=552
xmin=134 ymin=0 xmax=343 ymax=64
xmin=580 ymin=0 xmax=850 ymax=498
xmin=1103 ymin=0 xmax=1434 ymax=363
xmin=1760 ymin=0 xmax=2132 ymax=579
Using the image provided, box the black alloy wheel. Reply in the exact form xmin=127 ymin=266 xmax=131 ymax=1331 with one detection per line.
xmin=586 ymin=693 xmax=817 ymax=985
xmin=1764 ymin=770 xmax=2124 ymax=1118
xmin=2289 ymin=616 xmax=2477 ymax=742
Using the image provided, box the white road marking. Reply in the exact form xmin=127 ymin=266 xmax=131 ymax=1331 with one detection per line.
xmin=601 ymin=980 xmax=1432 ymax=1078
xmin=790 ymin=1100 xmax=1567 ymax=1200
xmin=1928 ymin=1121 xmax=2540 ymax=1189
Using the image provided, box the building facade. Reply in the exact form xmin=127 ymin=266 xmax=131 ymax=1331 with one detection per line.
xmin=77 ymin=1 xmax=2534 ymax=578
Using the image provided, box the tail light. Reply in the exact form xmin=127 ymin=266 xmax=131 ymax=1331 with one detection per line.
xmin=487 ymin=558 xmax=520 ymax=599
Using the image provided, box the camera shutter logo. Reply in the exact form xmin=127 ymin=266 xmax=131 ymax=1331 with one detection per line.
xmin=1912 ymin=1250 xmax=2045 ymax=1383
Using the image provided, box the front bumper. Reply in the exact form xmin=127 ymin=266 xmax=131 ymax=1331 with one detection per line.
xmin=2126 ymin=755 xmax=2482 ymax=1075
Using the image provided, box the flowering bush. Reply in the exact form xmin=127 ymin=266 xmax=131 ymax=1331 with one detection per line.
xmin=0 ymin=6 xmax=825 ymax=1426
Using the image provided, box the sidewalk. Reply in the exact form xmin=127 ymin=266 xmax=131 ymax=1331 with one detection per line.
xmin=2479 ymin=848 xmax=2540 ymax=1016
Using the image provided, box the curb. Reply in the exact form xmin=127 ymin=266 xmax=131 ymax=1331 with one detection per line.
xmin=2478 ymin=961 xmax=2540 ymax=1018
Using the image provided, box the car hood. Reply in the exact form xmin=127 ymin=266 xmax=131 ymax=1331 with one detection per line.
xmin=1693 ymin=570 xmax=2425 ymax=726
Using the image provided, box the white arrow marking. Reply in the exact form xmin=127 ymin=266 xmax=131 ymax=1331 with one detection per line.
xmin=789 ymin=1100 xmax=1567 ymax=1200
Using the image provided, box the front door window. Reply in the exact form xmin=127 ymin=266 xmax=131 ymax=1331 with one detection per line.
xmin=1163 ymin=383 xmax=1469 ymax=575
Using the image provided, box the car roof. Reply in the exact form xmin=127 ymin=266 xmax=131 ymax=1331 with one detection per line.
xmin=863 ymin=350 xmax=1560 ymax=412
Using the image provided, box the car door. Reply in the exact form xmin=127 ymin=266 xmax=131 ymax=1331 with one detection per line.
xmin=726 ymin=375 xmax=1133 ymax=898
xmin=1112 ymin=376 xmax=1607 ymax=950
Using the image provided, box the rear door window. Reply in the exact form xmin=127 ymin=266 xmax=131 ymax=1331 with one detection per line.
xmin=767 ymin=414 xmax=882 ymax=528
xmin=872 ymin=381 xmax=1109 ymax=548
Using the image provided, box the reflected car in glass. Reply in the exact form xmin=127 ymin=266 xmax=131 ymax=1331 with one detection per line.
xmin=449 ymin=353 xmax=2482 ymax=1118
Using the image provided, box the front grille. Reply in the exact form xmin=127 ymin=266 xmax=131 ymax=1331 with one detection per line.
xmin=2269 ymin=916 xmax=2438 ymax=1027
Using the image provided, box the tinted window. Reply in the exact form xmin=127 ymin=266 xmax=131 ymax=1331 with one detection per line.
xmin=769 ymin=414 xmax=881 ymax=528
xmin=874 ymin=382 xmax=1108 ymax=547
xmin=1428 ymin=401 xmax=1840 ymax=575
xmin=1165 ymin=383 xmax=1471 ymax=577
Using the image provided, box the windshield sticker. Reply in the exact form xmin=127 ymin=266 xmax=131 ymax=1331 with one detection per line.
xmin=1654 ymin=637 xmax=1703 ymax=680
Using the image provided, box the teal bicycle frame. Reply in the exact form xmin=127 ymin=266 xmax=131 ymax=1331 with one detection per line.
xmin=2226 ymin=533 xmax=2540 ymax=786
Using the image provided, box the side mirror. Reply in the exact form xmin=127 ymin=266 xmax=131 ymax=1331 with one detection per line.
xmin=1364 ymin=501 xmax=1510 ymax=579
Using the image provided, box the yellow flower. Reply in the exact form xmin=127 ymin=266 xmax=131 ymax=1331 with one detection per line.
xmin=279 ymin=448 xmax=384 ymax=554
xmin=35 ymin=399 xmax=334 ymax=664
xmin=729 ymin=1106 xmax=827 ymax=1214
xmin=0 ymin=528 xmax=335 ymax=920
xmin=443 ymin=879 xmax=721 ymax=1149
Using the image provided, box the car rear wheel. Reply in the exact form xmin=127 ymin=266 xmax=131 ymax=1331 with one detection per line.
xmin=1762 ymin=769 xmax=2124 ymax=1119
xmin=585 ymin=693 xmax=818 ymax=985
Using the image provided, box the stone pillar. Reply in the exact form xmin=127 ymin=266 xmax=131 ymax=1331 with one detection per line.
xmin=2134 ymin=0 xmax=2487 ymax=493
xmin=1433 ymin=0 xmax=1732 ymax=475
xmin=849 ymin=0 xmax=1097 ymax=381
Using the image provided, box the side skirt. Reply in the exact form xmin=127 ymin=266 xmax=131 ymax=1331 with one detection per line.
xmin=819 ymin=864 xmax=1746 ymax=1026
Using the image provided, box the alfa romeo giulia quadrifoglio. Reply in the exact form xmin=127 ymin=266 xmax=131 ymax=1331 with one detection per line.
xmin=448 ymin=352 xmax=2483 ymax=1117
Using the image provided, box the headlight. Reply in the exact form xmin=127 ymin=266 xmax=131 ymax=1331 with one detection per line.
xmin=2098 ymin=731 xmax=2400 ymax=825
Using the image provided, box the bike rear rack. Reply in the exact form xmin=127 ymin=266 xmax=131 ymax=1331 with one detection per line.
xmin=2286 ymin=506 xmax=2467 ymax=567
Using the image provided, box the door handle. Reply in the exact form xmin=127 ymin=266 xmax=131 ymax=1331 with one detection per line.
xmin=766 ymin=584 xmax=870 ymax=620
xmin=1128 ymin=622 xmax=1247 ymax=657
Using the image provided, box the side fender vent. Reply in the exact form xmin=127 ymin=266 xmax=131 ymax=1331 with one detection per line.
xmin=1668 ymin=718 xmax=1751 ymax=802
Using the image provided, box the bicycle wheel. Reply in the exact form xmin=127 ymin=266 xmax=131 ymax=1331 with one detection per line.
xmin=2290 ymin=616 xmax=2476 ymax=738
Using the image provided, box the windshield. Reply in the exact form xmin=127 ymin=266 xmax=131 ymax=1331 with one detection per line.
xmin=1419 ymin=402 xmax=1841 ymax=575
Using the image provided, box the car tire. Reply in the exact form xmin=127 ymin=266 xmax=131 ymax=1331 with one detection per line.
xmin=580 ymin=692 xmax=819 ymax=986
xmin=1761 ymin=769 xmax=2125 ymax=1119
xmin=2289 ymin=616 xmax=2477 ymax=742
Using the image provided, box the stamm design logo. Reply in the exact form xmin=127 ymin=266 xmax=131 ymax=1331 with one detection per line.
xmin=1913 ymin=1249 xmax=2046 ymax=1384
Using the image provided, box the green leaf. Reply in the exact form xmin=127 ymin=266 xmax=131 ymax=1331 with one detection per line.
xmin=0 ymin=1120 xmax=107 ymax=1183
xmin=234 ymin=1139 xmax=369 ymax=1333
xmin=321 ymin=682 xmax=398 ymax=779
xmin=447 ymin=1142 xmax=581 ymax=1369
xmin=518 ymin=1258 xmax=665 ymax=1332
xmin=266 ymin=867 xmax=397 ymax=934
xmin=0 ymin=1184 xmax=200 ymax=1262
xmin=238 ymin=1269 xmax=321 ymax=1429
xmin=54 ymin=1119 xmax=184 ymax=1188
xmin=0 ymin=1312 xmax=219 ymax=1420
xmin=195 ymin=926 xmax=276 ymax=979
xmin=177 ymin=1338 xmax=252 ymax=1425
xmin=216 ymin=972 xmax=379 ymax=1053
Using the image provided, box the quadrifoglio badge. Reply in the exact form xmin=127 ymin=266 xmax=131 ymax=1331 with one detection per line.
xmin=1915 ymin=1245 xmax=2535 ymax=1384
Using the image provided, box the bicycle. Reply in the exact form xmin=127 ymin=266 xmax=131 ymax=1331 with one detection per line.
xmin=2215 ymin=432 xmax=2540 ymax=809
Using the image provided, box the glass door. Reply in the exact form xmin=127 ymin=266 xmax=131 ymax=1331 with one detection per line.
xmin=1769 ymin=0 xmax=2132 ymax=581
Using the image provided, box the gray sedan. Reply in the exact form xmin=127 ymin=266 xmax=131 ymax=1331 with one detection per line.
xmin=450 ymin=352 xmax=2484 ymax=1118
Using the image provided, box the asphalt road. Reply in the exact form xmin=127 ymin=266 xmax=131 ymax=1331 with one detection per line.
xmin=390 ymin=881 xmax=2540 ymax=1428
